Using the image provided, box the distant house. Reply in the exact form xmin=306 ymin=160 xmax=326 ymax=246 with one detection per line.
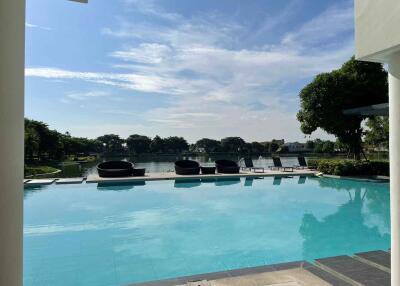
xmin=283 ymin=142 xmax=311 ymax=153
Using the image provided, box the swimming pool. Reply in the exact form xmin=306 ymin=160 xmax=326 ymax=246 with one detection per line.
xmin=24 ymin=176 xmax=390 ymax=286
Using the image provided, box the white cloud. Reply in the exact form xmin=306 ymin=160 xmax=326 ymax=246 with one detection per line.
xmin=111 ymin=43 xmax=172 ymax=64
xmin=66 ymin=91 xmax=111 ymax=100
xmin=123 ymin=0 xmax=183 ymax=22
xmin=25 ymin=67 xmax=196 ymax=95
xmin=25 ymin=22 xmax=52 ymax=31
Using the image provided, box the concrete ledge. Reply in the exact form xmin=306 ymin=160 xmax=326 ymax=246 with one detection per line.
xmin=322 ymin=174 xmax=389 ymax=182
xmin=55 ymin=178 xmax=86 ymax=184
xmin=25 ymin=179 xmax=56 ymax=186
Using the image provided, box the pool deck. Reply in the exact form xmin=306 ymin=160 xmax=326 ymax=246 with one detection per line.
xmin=85 ymin=169 xmax=318 ymax=184
xmin=129 ymin=250 xmax=391 ymax=286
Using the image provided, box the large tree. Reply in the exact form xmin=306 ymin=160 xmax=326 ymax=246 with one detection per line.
xmin=221 ymin=137 xmax=246 ymax=153
xmin=365 ymin=116 xmax=389 ymax=150
xmin=297 ymin=57 xmax=388 ymax=159
xmin=195 ymin=138 xmax=221 ymax=153
xmin=126 ymin=134 xmax=152 ymax=155
xmin=96 ymin=134 xmax=125 ymax=154
xmin=163 ymin=136 xmax=189 ymax=153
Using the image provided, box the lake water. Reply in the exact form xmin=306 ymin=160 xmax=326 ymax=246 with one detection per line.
xmin=59 ymin=155 xmax=307 ymax=178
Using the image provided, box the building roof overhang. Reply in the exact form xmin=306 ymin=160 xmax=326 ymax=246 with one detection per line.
xmin=343 ymin=103 xmax=388 ymax=116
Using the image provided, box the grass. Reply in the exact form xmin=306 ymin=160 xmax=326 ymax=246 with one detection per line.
xmin=25 ymin=165 xmax=60 ymax=177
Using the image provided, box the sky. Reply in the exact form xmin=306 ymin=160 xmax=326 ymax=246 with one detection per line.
xmin=25 ymin=0 xmax=354 ymax=143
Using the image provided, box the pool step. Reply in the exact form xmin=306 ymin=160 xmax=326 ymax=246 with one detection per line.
xmin=354 ymin=250 xmax=390 ymax=273
xmin=315 ymin=255 xmax=390 ymax=286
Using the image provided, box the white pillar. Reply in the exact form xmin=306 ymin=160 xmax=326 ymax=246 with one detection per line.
xmin=389 ymin=52 xmax=400 ymax=286
xmin=0 ymin=1 xmax=25 ymax=285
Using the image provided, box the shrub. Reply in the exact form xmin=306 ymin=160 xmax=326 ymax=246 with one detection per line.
xmin=308 ymin=159 xmax=389 ymax=176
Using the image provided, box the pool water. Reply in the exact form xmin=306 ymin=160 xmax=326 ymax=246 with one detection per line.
xmin=24 ymin=176 xmax=390 ymax=286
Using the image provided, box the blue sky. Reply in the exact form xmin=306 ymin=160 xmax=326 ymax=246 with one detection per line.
xmin=25 ymin=0 xmax=354 ymax=142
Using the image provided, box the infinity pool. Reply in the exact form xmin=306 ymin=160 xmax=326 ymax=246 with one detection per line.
xmin=24 ymin=176 xmax=390 ymax=286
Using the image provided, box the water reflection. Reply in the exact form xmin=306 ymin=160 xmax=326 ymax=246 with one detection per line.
xmin=300 ymin=178 xmax=390 ymax=260
xmin=24 ymin=185 xmax=47 ymax=198
xmin=273 ymin=177 xmax=282 ymax=185
xmin=298 ymin=176 xmax=306 ymax=184
xmin=244 ymin=177 xmax=254 ymax=187
xmin=174 ymin=179 xmax=202 ymax=188
xmin=97 ymin=181 xmax=146 ymax=191
xmin=215 ymin=177 xmax=241 ymax=186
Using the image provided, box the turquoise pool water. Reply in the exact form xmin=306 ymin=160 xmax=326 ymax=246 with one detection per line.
xmin=24 ymin=176 xmax=390 ymax=286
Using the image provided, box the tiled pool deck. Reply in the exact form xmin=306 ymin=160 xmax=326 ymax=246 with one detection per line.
xmin=129 ymin=250 xmax=391 ymax=286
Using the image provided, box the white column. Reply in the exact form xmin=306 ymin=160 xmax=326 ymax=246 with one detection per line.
xmin=389 ymin=52 xmax=400 ymax=286
xmin=0 ymin=1 xmax=25 ymax=285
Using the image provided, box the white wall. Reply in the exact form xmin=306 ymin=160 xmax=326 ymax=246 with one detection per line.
xmin=0 ymin=0 xmax=25 ymax=285
xmin=355 ymin=0 xmax=400 ymax=62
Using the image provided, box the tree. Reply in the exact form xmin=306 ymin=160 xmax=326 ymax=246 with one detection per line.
xmin=250 ymin=142 xmax=265 ymax=155
xmin=322 ymin=141 xmax=335 ymax=153
xmin=365 ymin=116 xmax=389 ymax=150
xmin=221 ymin=137 xmax=246 ymax=153
xmin=96 ymin=134 xmax=125 ymax=154
xmin=313 ymin=139 xmax=324 ymax=153
xmin=126 ymin=134 xmax=151 ymax=155
xmin=164 ymin=136 xmax=189 ymax=153
xmin=25 ymin=119 xmax=66 ymax=160
xmin=24 ymin=126 xmax=39 ymax=160
xmin=269 ymin=140 xmax=282 ymax=153
xmin=305 ymin=140 xmax=315 ymax=150
xmin=150 ymin=136 xmax=165 ymax=153
xmin=195 ymin=138 xmax=221 ymax=153
xmin=277 ymin=145 xmax=289 ymax=153
xmin=297 ymin=57 xmax=388 ymax=159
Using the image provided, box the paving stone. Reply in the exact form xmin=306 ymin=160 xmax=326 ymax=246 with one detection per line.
xmin=306 ymin=265 xmax=352 ymax=286
xmin=355 ymin=250 xmax=390 ymax=270
xmin=316 ymin=255 xmax=390 ymax=286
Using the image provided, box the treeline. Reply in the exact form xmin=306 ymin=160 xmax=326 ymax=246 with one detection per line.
xmin=304 ymin=139 xmax=336 ymax=154
xmin=25 ymin=119 xmax=103 ymax=160
xmin=25 ymin=118 xmax=339 ymax=161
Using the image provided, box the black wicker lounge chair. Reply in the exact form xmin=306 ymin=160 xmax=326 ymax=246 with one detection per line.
xmin=269 ymin=157 xmax=293 ymax=172
xmin=97 ymin=161 xmax=134 ymax=178
xmin=200 ymin=166 xmax=216 ymax=174
xmin=240 ymin=158 xmax=264 ymax=173
xmin=215 ymin=159 xmax=240 ymax=174
xmin=132 ymin=168 xmax=146 ymax=176
xmin=175 ymin=160 xmax=200 ymax=175
xmin=295 ymin=156 xmax=308 ymax=169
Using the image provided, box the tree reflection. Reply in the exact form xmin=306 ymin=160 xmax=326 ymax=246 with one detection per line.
xmin=300 ymin=178 xmax=390 ymax=260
